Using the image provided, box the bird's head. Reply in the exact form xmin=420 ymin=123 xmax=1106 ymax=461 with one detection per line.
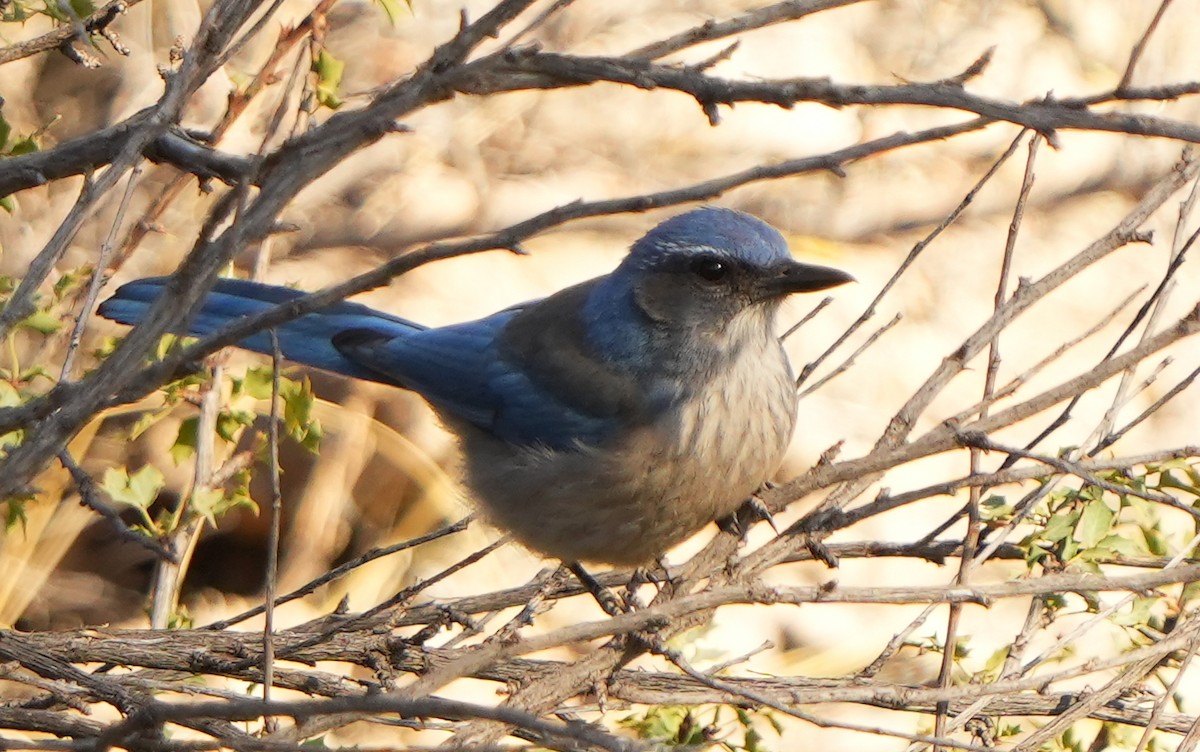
xmin=618 ymin=207 xmax=853 ymax=330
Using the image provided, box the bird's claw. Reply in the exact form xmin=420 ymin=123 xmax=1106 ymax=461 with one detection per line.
xmin=568 ymin=562 xmax=627 ymax=616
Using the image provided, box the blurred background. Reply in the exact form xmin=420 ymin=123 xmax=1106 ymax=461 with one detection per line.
xmin=3 ymin=0 xmax=1200 ymax=747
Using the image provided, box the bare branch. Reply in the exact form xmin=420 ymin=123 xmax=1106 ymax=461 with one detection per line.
xmin=0 ymin=0 xmax=144 ymax=67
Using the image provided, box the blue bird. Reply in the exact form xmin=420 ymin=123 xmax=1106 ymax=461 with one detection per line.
xmin=99 ymin=208 xmax=853 ymax=566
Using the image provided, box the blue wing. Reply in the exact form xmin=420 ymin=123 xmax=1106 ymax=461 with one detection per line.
xmin=99 ymin=277 xmax=634 ymax=449
xmin=333 ymin=290 xmax=633 ymax=447
xmin=98 ymin=277 xmax=422 ymax=384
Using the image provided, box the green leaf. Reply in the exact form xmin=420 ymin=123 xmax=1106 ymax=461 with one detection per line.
xmin=1186 ymin=464 xmax=1200 ymax=488
xmin=298 ymin=418 xmax=323 ymax=452
xmin=374 ymin=0 xmax=411 ymax=24
xmin=1041 ymin=510 xmax=1079 ymax=543
xmin=171 ymin=417 xmax=199 ymax=464
xmin=190 ymin=487 xmax=227 ymax=524
xmin=0 ymin=111 xmax=11 ymax=150
xmin=216 ymin=409 xmax=254 ymax=443
xmin=744 ymin=725 xmax=764 ymax=752
xmin=129 ymin=406 xmax=171 ymax=441
xmin=226 ymin=469 xmax=258 ymax=516
xmin=167 ymin=605 xmax=193 ymax=630
xmin=0 ymin=381 xmax=22 ymax=407
xmin=102 ymin=465 xmax=165 ymax=510
xmin=998 ymin=722 xmax=1024 ymax=739
xmin=1043 ymin=593 xmax=1069 ymax=612
xmin=1090 ymin=533 xmax=1143 ymax=559
xmin=311 ymin=50 xmax=345 ymax=110
xmin=1059 ymin=535 xmax=1079 ymax=563
xmin=3 ymin=497 xmax=29 ymax=532
xmin=1141 ymin=526 xmax=1168 ymax=556
xmin=982 ymin=644 xmax=1010 ymax=675
xmin=18 ymin=366 xmax=52 ymax=385
xmin=239 ymin=366 xmax=276 ymax=400
xmin=1181 ymin=580 xmax=1200 ymax=606
xmin=282 ymin=377 xmax=322 ymax=452
xmin=52 ymin=266 xmax=90 ymax=299
xmin=0 ymin=196 xmax=14 ymax=214
xmin=42 ymin=0 xmax=96 ymax=22
xmin=19 ymin=309 xmax=61 ymax=334
xmin=620 ymin=706 xmax=691 ymax=743
xmin=8 ymin=136 xmax=38 ymax=156
xmin=763 ymin=710 xmax=784 ymax=736
xmin=1111 ymin=596 xmax=1156 ymax=627
xmin=1075 ymin=498 xmax=1114 ymax=549
xmin=1159 ymin=469 xmax=1200 ymax=498
xmin=980 ymin=494 xmax=1012 ymax=521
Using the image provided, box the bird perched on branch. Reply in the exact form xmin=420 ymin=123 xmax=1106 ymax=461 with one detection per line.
xmin=99 ymin=208 xmax=852 ymax=567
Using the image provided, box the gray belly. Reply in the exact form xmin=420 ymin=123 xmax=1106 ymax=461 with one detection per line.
xmin=456 ymin=346 xmax=798 ymax=565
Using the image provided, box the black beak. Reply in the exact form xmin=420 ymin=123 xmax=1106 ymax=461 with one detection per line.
xmin=760 ymin=260 xmax=855 ymax=297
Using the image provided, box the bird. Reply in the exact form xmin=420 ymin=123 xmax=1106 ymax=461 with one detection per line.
xmin=99 ymin=207 xmax=853 ymax=567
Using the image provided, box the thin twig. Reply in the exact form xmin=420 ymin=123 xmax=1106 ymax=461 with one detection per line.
xmin=60 ymin=162 xmax=142 ymax=380
xmin=858 ymin=603 xmax=939 ymax=679
xmin=1094 ymin=363 xmax=1200 ymax=454
xmin=798 ymin=312 xmax=901 ymax=396
xmin=795 ymin=128 xmax=1027 ymax=390
xmin=1117 ymin=0 xmax=1177 ymax=92
xmin=262 ymin=331 xmax=283 ymax=732
xmin=202 ymin=516 xmax=473 ymax=630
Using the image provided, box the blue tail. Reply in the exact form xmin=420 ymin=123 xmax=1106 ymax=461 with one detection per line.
xmin=97 ymin=277 xmax=423 ymax=385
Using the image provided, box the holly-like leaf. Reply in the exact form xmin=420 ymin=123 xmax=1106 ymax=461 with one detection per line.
xmin=374 ymin=0 xmax=411 ymax=25
xmin=19 ymin=309 xmax=61 ymax=335
xmin=1041 ymin=510 xmax=1079 ymax=544
xmin=1111 ymin=596 xmax=1156 ymax=627
xmin=282 ymin=377 xmax=322 ymax=452
xmin=171 ymin=417 xmax=199 ymax=464
xmin=102 ymin=465 xmax=165 ymax=511
xmin=189 ymin=487 xmax=227 ymax=525
xmin=1075 ymin=498 xmax=1114 ymax=549
xmin=312 ymin=50 xmax=345 ymax=110
xmin=236 ymin=366 xmax=275 ymax=400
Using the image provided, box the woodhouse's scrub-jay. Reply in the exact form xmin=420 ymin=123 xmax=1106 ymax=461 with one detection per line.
xmin=100 ymin=208 xmax=853 ymax=565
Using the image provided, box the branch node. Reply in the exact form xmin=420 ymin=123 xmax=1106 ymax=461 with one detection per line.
xmin=945 ymin=46 xmax=994 ymax=86
xmin=687 ymin=41 xmax=740 ymax=73
xmin=816 ymin=440 xmax=844 ymax=467
xmin=807 ymin=537 xmax=840 ymax=568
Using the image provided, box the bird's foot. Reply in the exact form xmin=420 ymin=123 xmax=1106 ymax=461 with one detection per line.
xmin=567 ymin=562 xmax=627 ymax=616
xmin=744 ymin=488 xmax=780 ymax=534
xmin=719 ymin=488 xmax=781 ymax=540
xmin=716 ymin=513 xmax=744 ymax=538
xmin=625 ymin=556 xmax=676 ymax=603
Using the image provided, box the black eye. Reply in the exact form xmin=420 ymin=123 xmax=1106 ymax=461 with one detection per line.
xmin=689 ymin=256 xmax=728 ymax=282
